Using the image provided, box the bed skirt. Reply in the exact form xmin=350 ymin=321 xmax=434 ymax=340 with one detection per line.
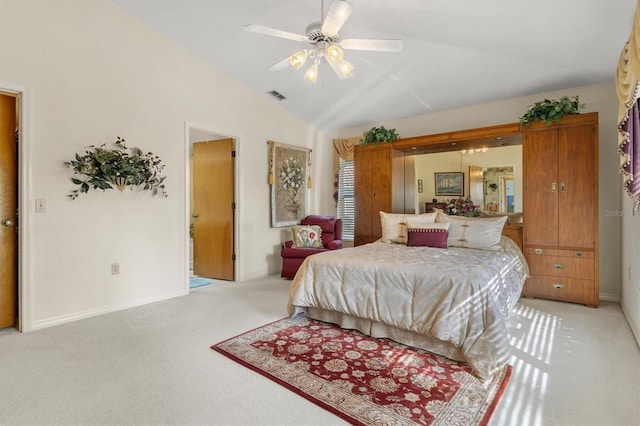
xmin=305 ymin=306 xmax=466 ymax=363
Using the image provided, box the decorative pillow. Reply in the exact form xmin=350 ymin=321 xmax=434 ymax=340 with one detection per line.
xmin=380 ymin=212 xmax=437 ymax=244
xmin=291 ymin=225 xmax=324 ymax=248
xmin=407 ymin=223 xmax=451 ymax=248
xmin=435 ymin=210 xmax=507 ymax=251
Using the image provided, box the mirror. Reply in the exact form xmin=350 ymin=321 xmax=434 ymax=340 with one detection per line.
xmin=413 ymin=145 xmax=522 ymax=213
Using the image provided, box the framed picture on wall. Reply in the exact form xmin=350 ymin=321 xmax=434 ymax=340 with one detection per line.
xmin=268 ymin=140 xmax=311 ymax=227
xmin=434 ymin=172 xmax=464 ymax=197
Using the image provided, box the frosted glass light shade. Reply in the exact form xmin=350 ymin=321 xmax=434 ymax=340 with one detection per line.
xmin=327 ymin=44 xmax=344 ymax=62
xmin=304 ymin=64 xmax=318 ymax=83
xmin=338 ymin=60 xmax=354 ymax=78
xmin=289 ymin=50 xmax=308 ymax=69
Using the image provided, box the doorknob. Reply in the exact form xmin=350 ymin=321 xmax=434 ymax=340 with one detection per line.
xmin=2 ymin=219 xmax=15 ymax=227
xmin=191 ymin=213 xmax=199 ymax=218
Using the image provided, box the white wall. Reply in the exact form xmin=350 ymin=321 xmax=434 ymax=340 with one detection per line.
xmin=324 ymin=82 xmax=623 ymax=302
xmin=0 ymin=0 xmax=320 ymax=330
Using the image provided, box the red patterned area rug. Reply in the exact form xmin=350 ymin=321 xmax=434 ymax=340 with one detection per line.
xmin=212 ymin=315 xmax=511 ymax=426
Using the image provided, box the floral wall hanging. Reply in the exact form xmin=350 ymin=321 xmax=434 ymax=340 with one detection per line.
xmin=65 ymin=136 xmax=167 ymax=200
xmin=267 ymin=140 xmax=311 ymax=227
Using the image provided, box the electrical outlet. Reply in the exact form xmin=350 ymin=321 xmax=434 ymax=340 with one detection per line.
xmin=111 ymin=263 xmax=120 ymax=275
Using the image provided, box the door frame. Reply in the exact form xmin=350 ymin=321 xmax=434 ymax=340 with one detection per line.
xmin=1 ymin=83 xmax=31 ymax=332
xmin=183 ymin=122 xmax=239 ymax=290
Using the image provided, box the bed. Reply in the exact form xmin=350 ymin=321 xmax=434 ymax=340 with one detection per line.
xmin=287 ymin=212 xmax=529 ymax=383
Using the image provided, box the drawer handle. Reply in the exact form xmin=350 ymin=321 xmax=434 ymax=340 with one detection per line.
xmin=534 ymin=248 xmax=543 ymax=254
xmin=553 ymin=263 xmax=564 ymax=269
xmin=552 ymin=283 xmax=564 ymax=290
xmin=576 ymin=251 xmax=583 ymax=257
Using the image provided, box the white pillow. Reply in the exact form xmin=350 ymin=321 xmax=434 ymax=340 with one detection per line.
xmin=380 ymin=212 xmax=436 ymax=244
xmin=435 ymin=210 xmax=507 ymax=251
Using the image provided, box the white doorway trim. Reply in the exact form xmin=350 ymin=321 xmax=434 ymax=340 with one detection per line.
xmin=183 ymin=122 xmax=240 ymax=290
xmin=1 ymin=82 xmax=32 ymax=332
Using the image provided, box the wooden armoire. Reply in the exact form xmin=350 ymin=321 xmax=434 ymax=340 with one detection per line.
xmin=522 ymin=112 xmax=599 ymax=307
xmin=353 ymin=143 xmax=407 ymax=245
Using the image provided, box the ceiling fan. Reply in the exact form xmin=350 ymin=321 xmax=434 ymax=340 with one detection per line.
xmin=244 ymin=0 xmax=403 ymax=83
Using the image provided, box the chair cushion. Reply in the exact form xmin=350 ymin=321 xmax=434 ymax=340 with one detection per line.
xmin=291 ymin=225 xmax=324 ymax=248
xmin=300 ymin=215 xmax=337 ymax=247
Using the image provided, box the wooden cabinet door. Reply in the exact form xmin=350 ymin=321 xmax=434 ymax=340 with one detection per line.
xmin=354 ymin=145 xmax=392 ymax=242
xmin=524 ymin=128 xmax=559 ymax=247
xmin=558 ymin=124 xmax=597 ymax=249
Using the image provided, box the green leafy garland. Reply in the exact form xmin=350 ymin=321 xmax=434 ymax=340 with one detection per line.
xmin=65 ymin=137 xmax=167 ymax=200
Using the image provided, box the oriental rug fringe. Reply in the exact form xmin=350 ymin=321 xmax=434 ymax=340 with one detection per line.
xmin=212 ymin=315 xmax=510 ymax=426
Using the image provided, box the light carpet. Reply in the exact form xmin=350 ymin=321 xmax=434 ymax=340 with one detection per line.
xmin=212 ymin=315 xmax=511 ymax=426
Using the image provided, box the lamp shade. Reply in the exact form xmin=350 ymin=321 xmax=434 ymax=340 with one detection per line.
xmin=338 ymin=60 xmax=354 ymax=78
xmin=304 ymin=64 xmax=318 ymax=83
xmin=327 ymin=44 xmax=344 ymax=63
xmin=289 ymin=50 xmax=308 ymax=69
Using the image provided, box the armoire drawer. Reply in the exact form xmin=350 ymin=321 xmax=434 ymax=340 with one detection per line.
xmin=524 ymin=248 xmax=595 ymax=280
xmin=525 ymin=275 xmax=598 ymax=306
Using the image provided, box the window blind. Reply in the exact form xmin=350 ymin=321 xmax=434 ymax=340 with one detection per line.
xmin=337 ymin=158 xmax=355 ymax=241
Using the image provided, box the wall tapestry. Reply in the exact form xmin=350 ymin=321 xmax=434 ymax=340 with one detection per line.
xmin=268 ymin=140 xmax=311 ymax=227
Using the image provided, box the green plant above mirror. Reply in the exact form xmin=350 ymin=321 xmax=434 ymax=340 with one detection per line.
xmin=65 ymin=136 xmax=167 ymax=200
xmin=519 ymin=95 xmax=585 ymax=127
xmin=360 ymin=126 xmax=400 ymax=145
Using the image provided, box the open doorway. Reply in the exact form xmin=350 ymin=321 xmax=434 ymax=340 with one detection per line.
xmin=188 ymin=128 xmax=236 ymax=289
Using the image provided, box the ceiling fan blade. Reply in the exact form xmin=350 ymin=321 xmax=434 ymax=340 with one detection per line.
xmin=321 ymin=0 xmax=353 ymax=37
xmin=269 ymin=56 xmax=291 ymax=71
xmin=341 ymin=38 xmax=403 ymax=52
xmin=244 ymin=24 xmax=308 ymax=42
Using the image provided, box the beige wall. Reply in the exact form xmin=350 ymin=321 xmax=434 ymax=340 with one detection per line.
xmin=0 ymin=0 xmax=320 ymax=330
xmin=324 ymin=81 xmax=623 ymax=303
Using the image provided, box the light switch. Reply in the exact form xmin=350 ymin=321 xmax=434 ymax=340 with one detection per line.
xmin=35 ymin=199 xmax=46 ymax=212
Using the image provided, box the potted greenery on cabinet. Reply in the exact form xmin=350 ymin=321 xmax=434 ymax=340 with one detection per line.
xmin=519 ymin=95 xmax=584 ymax=127
xmin=360 ymin=126 xmax=400 ymax=145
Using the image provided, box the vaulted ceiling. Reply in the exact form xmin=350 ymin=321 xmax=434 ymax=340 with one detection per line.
xmin=112 ymin=0 xmax=635 ymax=131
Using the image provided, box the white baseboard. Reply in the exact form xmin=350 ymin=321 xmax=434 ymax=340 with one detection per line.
xmin=599 ymin=292 xmax=620 ymax=302
xmin=30 ymin=289 xmax=187 ymax=331
xmin=621 ymin=303 xmax=640 ymax=350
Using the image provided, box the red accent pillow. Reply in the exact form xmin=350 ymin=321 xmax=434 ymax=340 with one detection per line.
xmin=407 ymin=228 xmax=448 ymax=248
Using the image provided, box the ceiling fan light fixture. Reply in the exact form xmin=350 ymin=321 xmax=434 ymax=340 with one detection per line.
xmin=289 ymin=50 xmax=308 ymax=69
xmin=304 ymin=64 xmax=319 ymax=83
xmin=327 ymin=44 xmax=344 ymax=62
xmin=338 ymin=59 xmax=354 ymax=78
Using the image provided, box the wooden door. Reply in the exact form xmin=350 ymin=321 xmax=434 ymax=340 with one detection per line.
xmin=558 ymin=124 xmax=597 ymax=249
xmin=524 ymin=129 xmax=559 ymax=247
xmin=0 ymin=93 xmax=17 ymax=329
xmin=192 ymin=139 xmax=235 ymax=280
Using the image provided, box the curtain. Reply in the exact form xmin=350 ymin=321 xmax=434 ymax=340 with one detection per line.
xmin=616 ymin=0 xmax=640 ymax=214
xmin=333 ymin=136 xmax=361 ymax=161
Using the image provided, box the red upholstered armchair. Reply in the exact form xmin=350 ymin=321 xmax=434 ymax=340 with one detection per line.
xmin=281 ymin=215 xmax=343 ymax=279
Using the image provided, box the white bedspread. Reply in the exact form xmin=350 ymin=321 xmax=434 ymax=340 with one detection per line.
xmin=287 ymin=237 xmax=529 ymax=382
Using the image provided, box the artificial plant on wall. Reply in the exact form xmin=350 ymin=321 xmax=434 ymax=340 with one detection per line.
xmin=65 ymin=136 xmax=167 ymax=200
